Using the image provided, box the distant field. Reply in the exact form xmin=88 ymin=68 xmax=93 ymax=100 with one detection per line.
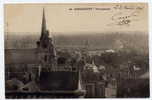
xmin=5 ymin=32 xmax=148 ymax=53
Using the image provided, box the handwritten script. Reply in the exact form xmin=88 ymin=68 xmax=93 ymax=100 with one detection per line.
xmin=68 ymin=4 xmax=145 ymax=26
xmin=110 ymin=11 xmax=141 ymax=26
xmin=109 ymin=5 xmax=144 ymax=26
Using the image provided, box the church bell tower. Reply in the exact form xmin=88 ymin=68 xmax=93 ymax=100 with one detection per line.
xmin=37 ymin=8 xmax=56 ymax=65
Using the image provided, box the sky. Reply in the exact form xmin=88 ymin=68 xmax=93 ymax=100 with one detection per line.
xmin=5 ymin=3 xmax=148 ymax=35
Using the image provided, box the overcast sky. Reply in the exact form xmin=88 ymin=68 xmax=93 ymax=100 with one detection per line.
xmin=5 ymin=3 xmax=148 ymax=35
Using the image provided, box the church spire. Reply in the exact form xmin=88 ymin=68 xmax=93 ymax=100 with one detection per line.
xmin=40 ymin=8 xmax=47 ymax=40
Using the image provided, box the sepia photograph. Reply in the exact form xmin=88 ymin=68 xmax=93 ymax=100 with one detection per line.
xmin=4 ymin=3 xmax=149 ymax=98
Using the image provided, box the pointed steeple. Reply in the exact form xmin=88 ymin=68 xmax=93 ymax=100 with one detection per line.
xmin=40 ymin=8 xmax=47 ymax=40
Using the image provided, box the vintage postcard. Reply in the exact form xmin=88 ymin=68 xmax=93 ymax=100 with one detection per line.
xmin=4 ymin=3 xmax=149 ymax=98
